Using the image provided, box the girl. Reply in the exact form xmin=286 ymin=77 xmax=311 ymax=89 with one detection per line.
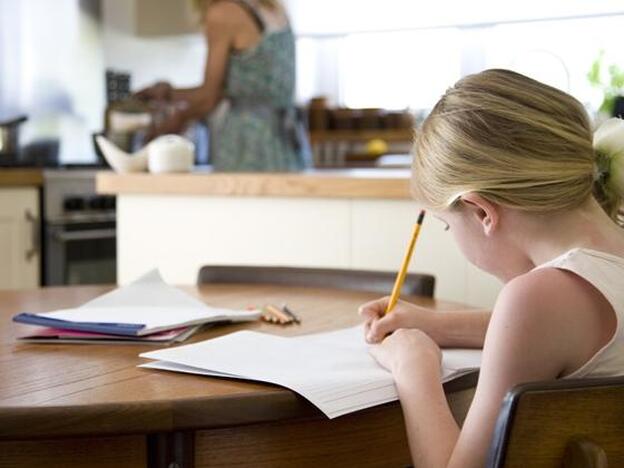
xmin=137 ymin=0 xmax=308 ymax=172
xmin=360 ymin=69 xmax=624 ymax=467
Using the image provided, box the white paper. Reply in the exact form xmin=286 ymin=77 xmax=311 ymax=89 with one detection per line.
xmin=140 ymin=325 xmax=481 ymax=418
xmin=37 ymin=269 xmax=260 ymax=335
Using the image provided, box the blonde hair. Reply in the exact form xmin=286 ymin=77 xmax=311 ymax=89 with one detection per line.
xmin=412 ymin=69 xmax=624 ymax=224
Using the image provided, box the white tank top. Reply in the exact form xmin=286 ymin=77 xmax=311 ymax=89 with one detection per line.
xmin=536 ymin=248 xmax=624 ymax=379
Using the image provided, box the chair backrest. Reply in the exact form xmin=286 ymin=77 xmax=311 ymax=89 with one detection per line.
xmin=487 ymin=376 xmax=624 ymax=468
xmin=197 ymin=266 xmax=435 ymax=298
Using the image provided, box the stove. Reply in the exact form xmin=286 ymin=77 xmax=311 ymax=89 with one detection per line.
xmin=43 ymin=169 xmax=116 ymax=286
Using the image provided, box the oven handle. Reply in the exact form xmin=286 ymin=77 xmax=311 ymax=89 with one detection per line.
xmin=25 ymin=210 xmax=41 ymax=262
xmin=53 ymin=228 xmax=117 ymax=243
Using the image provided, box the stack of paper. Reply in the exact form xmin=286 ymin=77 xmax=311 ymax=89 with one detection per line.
xmin=13 ymin=270 xmax=260 ymax=345
xmin=140 ymin=325 xmax=481 ymax=418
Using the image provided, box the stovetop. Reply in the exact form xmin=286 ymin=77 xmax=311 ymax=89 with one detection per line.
xmin=43 ymin=167 xmax=114 ymax=223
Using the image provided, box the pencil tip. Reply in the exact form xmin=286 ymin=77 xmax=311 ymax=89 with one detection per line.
xmin=417 ymin=210 xmax=426 ymax=224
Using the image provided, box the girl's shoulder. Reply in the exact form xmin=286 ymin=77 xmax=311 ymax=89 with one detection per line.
xmin=493 ymin=267 xmax=586 ymax=330
xmin=499 ymin=245 xmax=624 ymax=315
xmin=489 ymin=264 xmax=616 ymax=377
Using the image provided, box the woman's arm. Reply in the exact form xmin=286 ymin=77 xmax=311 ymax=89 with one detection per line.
xmin=139 ymin=3 xmax=235 ymax=137
xmin=171 ymin=4 xmax=233 ymax=118
xmin=360 ymin=297 xmax=490 ymax=348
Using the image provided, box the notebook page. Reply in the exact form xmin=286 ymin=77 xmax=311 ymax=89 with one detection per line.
xmin=32 ymin=269 xmax=259 ymax=334
xmin=80 ymin=269 xmax=207 ymax=309
xmin=140 ymin=326 xmax=482 ymax=418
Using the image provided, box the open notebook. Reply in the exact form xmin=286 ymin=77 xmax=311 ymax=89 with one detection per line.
xmin=13 ymin=270 xmax=260 ymax=337
xmin=140 ymin=325 xmax=481 ymax=418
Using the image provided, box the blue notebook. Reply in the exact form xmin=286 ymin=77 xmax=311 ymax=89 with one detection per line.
xmin=13 ymin=313 xmax=145 ymax=336
xmin=12 ymin=270 xmax=261 ymax=337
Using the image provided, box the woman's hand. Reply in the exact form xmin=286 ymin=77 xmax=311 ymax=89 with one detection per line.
xmin=135 ymin=81 xmax=173 ymax=102
xmin=359 ymin=296 xmax=438 ymax=344
xmin=144 ymin=104 xmax=188 ymax=142
xmin=369 ymin=328 xmax=442 ymax=376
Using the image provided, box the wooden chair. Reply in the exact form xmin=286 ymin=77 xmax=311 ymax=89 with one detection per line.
xmin=197 ymin=266 xmax=435 ymax=298
xmin=487 ymin=376 xmax=624 ymax=468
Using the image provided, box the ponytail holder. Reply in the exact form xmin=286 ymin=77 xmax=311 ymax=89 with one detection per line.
xmin=593 ymin=118 xmax=624 ymax=194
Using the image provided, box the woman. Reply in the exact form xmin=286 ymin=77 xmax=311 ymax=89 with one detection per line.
xmin=137 ymin=0 xmax=308 ymax=172
xmin=360 ymin=69 xmax=624 ymax=467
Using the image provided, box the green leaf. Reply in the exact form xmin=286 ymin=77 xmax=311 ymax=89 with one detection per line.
xmin=599 ymin=96 xmax=616 ymax=115
xmin=608 ymin=64 xmax=624 ymax=89
xmin=587 ymin=57 xmax=602 ymax=87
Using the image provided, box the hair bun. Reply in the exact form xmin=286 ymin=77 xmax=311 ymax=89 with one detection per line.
xmin=593 ymin=118 xmax=624 ymax=197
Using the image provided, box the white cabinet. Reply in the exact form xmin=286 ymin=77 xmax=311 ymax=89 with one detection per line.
xmin=116 ymin=195 xmax=502 ymax=308
xmin=0 ymin=188 xmax=40 ymax=290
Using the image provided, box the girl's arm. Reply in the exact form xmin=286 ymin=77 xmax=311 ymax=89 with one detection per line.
xmin=360 ymin=297 xmax=490 ymax=348
xmin=370 ymin=268 xmax=593 ymax=467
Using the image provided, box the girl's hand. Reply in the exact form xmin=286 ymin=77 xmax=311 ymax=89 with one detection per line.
xmin=369 ymin=328 xmax=442 ymax=375
xmin=359 ymin=296 xmax=437 ymax=344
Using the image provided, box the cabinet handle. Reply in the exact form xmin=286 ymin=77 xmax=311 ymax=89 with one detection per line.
xmin=53 ymin=228 xmax=116 ymax=242
xmin=25 ymin=210 xmax=40 ymax=262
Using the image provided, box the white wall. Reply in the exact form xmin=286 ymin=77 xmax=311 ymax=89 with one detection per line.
xmin=101 ymin=0 xmax=206 ymax=91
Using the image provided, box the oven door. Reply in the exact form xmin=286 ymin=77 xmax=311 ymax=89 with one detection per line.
xmin=44 ymin=220 xmax=116 ymax=286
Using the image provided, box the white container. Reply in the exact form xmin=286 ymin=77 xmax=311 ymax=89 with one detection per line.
xmin=96 ymin=134 xmax=195 ymax=174
xmin=147 ymin=135 xmax=195 ymax=174
xmin=96 ymin=135 xmax=148 ymax=173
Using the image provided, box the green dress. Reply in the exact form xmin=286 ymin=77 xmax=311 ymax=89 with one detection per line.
xmin=211 ymin=3 xmax=308 ymax=172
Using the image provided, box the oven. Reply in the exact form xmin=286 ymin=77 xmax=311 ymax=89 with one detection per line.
xmin=43 ymin=169 xmax=116 ymax=286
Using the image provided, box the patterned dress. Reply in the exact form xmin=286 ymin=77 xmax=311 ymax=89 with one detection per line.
xmin=211 ymin=1 xmax=308 ymax=172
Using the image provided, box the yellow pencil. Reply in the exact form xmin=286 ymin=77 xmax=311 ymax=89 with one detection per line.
xmin=385 ymin=210 xmax=426 ymax=315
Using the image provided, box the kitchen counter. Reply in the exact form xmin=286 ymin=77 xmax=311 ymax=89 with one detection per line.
xmin=0 ymin=169 xmax=43 ymax=187
xmin=97 ymin=168 xmax=501 ymax=308
xmin=96 ymin=168 xmax=412 ymax=199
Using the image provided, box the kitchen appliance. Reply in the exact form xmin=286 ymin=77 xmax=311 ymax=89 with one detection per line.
xmin=106 ymin=69 xmax=131 ymax=104
xmin=0 ymin=115 xmax=28 ymax=166
xmin=43 ymin=169 xmax=116 ymax=286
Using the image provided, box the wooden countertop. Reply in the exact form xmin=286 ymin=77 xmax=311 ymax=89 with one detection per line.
xmin=96 ymin=168 xmax=412 ymax=199
xmin=0 ymin=169 xmax=43 ymax=187
xmin=0 ymin=284 xmax=475 ymax=440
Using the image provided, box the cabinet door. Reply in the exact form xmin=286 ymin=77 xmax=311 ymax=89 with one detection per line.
xmin=0 ymin=188 xmax=40 ymax=289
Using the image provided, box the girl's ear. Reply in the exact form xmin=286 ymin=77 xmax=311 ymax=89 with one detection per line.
xmin=458 ymin=192 xmax=499 ymax=236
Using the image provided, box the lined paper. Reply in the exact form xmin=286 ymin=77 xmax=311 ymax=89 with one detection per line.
xmin=140 ymin=325 xmax=481 ymax=418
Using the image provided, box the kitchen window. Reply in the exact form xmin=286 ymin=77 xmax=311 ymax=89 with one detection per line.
xmin=484 ymin=15 xmax=624 ymax=110
xmin=339 ymin=29 xmax=462 ymax=110
xmin=291 ymin=1 xmax=624 ymax=115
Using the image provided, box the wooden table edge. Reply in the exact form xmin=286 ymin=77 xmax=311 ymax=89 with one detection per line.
xmin=0 ymin=371 xmax=478 ymax=441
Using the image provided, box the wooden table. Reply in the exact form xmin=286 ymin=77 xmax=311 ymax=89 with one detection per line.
xmin=0 ymin=284 xmax=477 ymax=468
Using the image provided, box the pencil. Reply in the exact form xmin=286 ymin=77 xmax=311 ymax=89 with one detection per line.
xmin=265 ymin=304 xmax=292 ymax=325
xmin=281 ymin=304 xmax=301 ymax=324
xmin=385 ymin=210 xmax=426 ymax=315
